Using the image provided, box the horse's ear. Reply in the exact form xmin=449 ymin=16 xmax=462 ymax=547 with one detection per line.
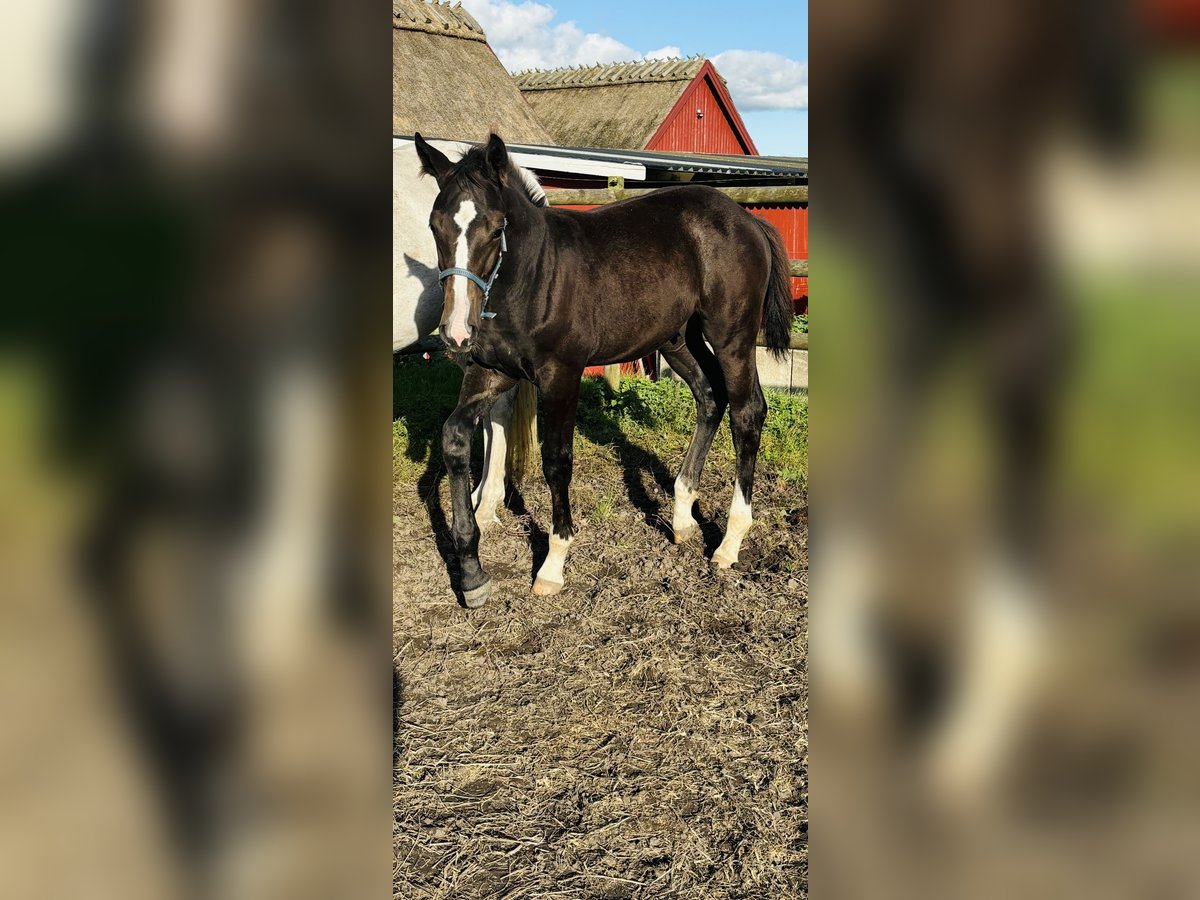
xmin=414 ymin=132 xmax=452 ymax=185
xmin=484 ymin=133 xmax=509 ymax=185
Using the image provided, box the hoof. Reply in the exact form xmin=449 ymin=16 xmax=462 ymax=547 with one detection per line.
xmin=673 ymin=523 xmax=698 ymax=545
xmin=712 ymin=552 xmax=736 ymax=570
xmin=532 ymin=577 xmax=563 ymax=596
xmin=462 ymin=579 xmax=491 ymax=609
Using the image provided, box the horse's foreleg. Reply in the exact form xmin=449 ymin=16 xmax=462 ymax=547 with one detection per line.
xmin=532 ymin=367 xmax=582 ymax=596
xmin=442 ymin=365 xmax=516 ymax=608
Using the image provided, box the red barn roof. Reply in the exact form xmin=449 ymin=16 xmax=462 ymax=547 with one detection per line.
xmin=514 ymin=57 xmax=758 ymax=155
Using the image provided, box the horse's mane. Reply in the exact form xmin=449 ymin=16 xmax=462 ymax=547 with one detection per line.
xmin=515 ymin=163 xmax=549 ymax=208
xmin=448 ymin=143 xmax=548 ymax=209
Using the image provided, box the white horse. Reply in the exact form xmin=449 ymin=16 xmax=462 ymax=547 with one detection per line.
xmin=393 ymin=140 xmax=540 ymax=523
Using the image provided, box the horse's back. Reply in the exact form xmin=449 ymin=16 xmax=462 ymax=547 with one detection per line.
xmin=572 ymin=183 xmax=747 ymax=225
xmin=552 ymin=185 xmax=763 ymax=262
xmin=563 ymin=185 xmax=769 ymax=291
xmin=540 ymin=185 xmax=771 ymax=362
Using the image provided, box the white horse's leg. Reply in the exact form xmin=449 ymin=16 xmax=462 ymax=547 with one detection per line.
xmin=924 ymin=553 xmax=1047 ymax=808
xmin=672 ymin=474 xmax=700 ymax=544
xmin=532 ymin=535 xmax=573 ymax=595
xmin=811 ymin=526 xmax=885 ymax=722
xmin=471 ymin=416 xmax=492 ymax=512
xmin=473 ymin=388 xmax=512 ymax=527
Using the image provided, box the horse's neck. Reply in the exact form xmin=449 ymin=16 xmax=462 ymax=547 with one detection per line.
xmin=501 ymin=187 xmax=548 ymax=273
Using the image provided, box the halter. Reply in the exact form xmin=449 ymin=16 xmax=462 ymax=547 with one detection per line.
xmin=437 ymin=217 xmax=507 ymax=321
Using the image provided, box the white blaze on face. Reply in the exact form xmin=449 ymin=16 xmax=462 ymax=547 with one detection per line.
xmin=445 ymin=199 xmax=477 ymax=346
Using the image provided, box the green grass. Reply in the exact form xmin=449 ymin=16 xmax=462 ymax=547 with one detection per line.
xmin=1062 ymin=273 xmax=1200 ymax=538
xmin=392 ymin=356 xmax=465 ymax=484
xmin=593 ymin=490 xmax=616 ymax=523
xmin=393 ymin=358 xmax=809 ymax=490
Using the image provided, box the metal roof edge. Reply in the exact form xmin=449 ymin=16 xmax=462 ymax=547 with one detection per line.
xmin=392 ymin=136 xmax=647 ymax=180
xmin=393 ymin=136 xmax=805 ymax=177
xmin=501 ymin=142 xmax=808 ymax=177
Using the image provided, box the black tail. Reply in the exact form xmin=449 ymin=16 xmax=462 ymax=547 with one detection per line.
xmin=754 ymin=217 xmax=794 ymax=360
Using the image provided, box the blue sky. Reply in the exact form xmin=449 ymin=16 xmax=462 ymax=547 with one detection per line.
xmin=462 ymin=0 xmax=808 ymax=156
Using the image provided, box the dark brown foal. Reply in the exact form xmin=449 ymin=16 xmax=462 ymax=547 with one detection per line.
xmin=415 ymin=132 xmax=793 ymax=606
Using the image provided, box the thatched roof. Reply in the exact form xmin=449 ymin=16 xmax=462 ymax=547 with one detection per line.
xmin=392 ymin=0 xmax=553 ymax=144
xmin=513 ymin=57 xmax=708 ymax=150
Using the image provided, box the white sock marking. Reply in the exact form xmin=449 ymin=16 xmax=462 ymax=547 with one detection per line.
xmin=536 ymin=535 xmax=573 ymax=586
xmin=927 ymin=556 xmax=1047 ymax=805
xmin=811 ymin=527 xmax=883 ymax=719
xmin=714 ymin=480 xmax=752 ymax=565
xmin=673 ymin=473 xmax=699 ymax=536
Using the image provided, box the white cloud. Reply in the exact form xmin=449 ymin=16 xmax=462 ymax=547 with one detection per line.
xmin=644 ymin=45 xmax=682 ymax=60
xmin=459 ymin=3 xmax=808 ymax=115
xmin=464 ymin=0 xmax=680 ymax=72
xmin=712 ymin=50 xmax=808 ymax=111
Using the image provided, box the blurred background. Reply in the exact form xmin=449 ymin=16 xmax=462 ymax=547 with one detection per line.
xmin=4 ymin=0 xmax=1200 ymax=897
xmin=811 ymin=0 xmax=1200 ymax=897
xmin=0 ymin=2 xmax=390 ymax=898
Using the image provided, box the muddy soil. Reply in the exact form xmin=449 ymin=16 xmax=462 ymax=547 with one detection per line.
xmin=394 ymin=434 xmax=807 ymax=899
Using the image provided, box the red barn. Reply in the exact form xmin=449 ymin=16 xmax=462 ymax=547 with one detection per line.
xmin=514 ymin=57 xmax=758 ymax=155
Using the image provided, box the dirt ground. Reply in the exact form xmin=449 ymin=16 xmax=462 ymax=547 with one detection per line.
xmin=393 ymin=387 xmax=807 ymax=898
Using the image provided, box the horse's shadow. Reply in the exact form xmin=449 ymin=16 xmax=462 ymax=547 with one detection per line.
xmin=573 ymin=379 xmax=724 ymax=554
xmin=393 ymin=667 xmax=405 ymax=764
xmin=503 ymin=486 xmax=550 ymax=584
xmin=507 ymin=378 xmax=714 ymax=576
xmin=415 ymin=460 xmax=460 ymax=597
xmin=401 ymin=253 xmax=444 ymax=342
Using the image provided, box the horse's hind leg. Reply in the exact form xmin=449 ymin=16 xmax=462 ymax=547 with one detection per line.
xmin=532 ymin=364 xmax=583 ymax=595
xmin=710 ymin=341 xmax=767 ymax=568
xmin=661 ymin=329 xmax=727 ymax=544
xmin=472 ymin=385 xmax=515 ymax=527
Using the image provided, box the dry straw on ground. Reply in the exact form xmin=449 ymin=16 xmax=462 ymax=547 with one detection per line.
xmin=394 ymin=423 xmax=807 ymax=898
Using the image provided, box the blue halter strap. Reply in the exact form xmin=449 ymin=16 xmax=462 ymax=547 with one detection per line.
xmin=437 ymin=217 xmax=507 ymax=320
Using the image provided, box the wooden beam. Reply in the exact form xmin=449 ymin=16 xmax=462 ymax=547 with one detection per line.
xmin=757 ymin=331 xmax=808 ymax=350
xmin=790 ymin=259 xmax=808 ymax=278
xmin=546 ymin=185 xmax=809 ymax=206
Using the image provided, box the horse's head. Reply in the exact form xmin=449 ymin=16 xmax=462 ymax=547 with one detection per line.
xmin=414 ymin=132 xmax=511 ymax=352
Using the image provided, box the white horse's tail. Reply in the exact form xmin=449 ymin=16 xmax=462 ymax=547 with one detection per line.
xmin=505 ymin=380 xmax=538 ymax=485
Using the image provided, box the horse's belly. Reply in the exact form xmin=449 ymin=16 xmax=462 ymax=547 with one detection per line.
xmin=590 ymin=329 xmax=683 ymax=366
xmin=588 ymin=295 xmax=691 ymax=365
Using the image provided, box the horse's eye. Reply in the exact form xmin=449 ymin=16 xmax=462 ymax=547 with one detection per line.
xmin=490 ymin=228 xmax=503 ymax=241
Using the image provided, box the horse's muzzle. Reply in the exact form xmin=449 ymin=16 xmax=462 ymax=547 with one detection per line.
xmin=439 ymin=323 xmax=472 ymax=351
